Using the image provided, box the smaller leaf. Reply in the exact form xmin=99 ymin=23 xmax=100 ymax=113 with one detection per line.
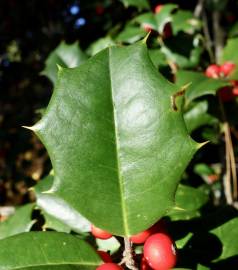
xmin=42 ymin=41 xmax=87 ymax=84
xmin=0 ymin=203 xmax=35 ymax=240
xmin=184 ymin=100 xmax=218 ymax=133
xmin=176 ymin=70 xmax=229 ymax=103
xmin=211 ymin=217 xmax=238 ymax=261
xmin=119 ymin=0 xmax=150 ymax=10
xmin=171 ymin=10 xmax=201 ymax=35
xmin=96 ymin=236 xmax=121 ymax=254
xmin=176 ymin=232 xmax=193 ymax=249
xmin=148 ymin=49 xmax=167 ymax=68
xmin=87 ymin=37 xmax=115 ymax=56
xmin=34 ymin=175 xmax=91 ymax=233
xmin=0 ymin=232 xmax=101 ymax=269
xmin=168 ymin=184 xmax=209 ymax=221
xmin=133 ymin=12 xmax=157 ymax=30
xmin=116 ymin=24 xmax=145 ymax=44
xmin=155 ymin=4 xmax=177 ymax=33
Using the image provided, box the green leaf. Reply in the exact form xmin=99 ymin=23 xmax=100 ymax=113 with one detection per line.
xmin=184 ymin=100 xmax=218 ymax=133
xmin=222 ymin=38 xmax=238 ymax=79
xmin=171 ymin=10 xmax=201 ymax=35
xmin=96 ymin=236 xmax=121 ymax=254
xmin=0 ymin=232 xmax=101 ymax=269
xmin=42 ymin=41 xmax=87 ymax=84
xmin=119 ymin=0 xmax=150 ymax=9
xmin=176 ymin=70 xmax=229 ymax=104
xmin=155 ymin=4 xmax=177 ymax=33
xmin=162 ymin=34 xmax=203 ymax=69
xmin=168 ymin=184 xmax=209 ymax=221
xmin=116 ymin=25 xmax=145 ymax=44
xmin=33 ymin=175 xmax=91 ymax=233
xmin=0 ymin=203 xmax=35 ymax=240
xmin=211 ymin=217 xmax=238 ymax=261
xmin=31 ymin=42 xmax=198 ymax=236
xmin=133 ymin=12 xmax=157 ymax=30
xmin=148 ymin=49 xmax=167 ymax=68
xmin=87 ymin=37 xmax=115 ymax=56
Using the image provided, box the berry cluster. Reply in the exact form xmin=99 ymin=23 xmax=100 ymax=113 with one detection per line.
xmin=92 ymin=220 xmax=177 ymax=270
xmin=205 ymin=62 xmax=238 ymax=102
xmin=142 ymin=5 xmax=172 ymax=39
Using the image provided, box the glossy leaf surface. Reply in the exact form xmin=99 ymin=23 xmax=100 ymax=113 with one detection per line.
xmin=0 ymin=232 xmax=101 ymax=269
xmin=32 ymin=42 xmax=198 ymax=236
xmin=34 ymin=175 xmax=91 ymax=233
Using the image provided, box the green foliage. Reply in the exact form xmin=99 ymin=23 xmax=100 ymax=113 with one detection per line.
xmin=0 ymin=203 xmax=35 ymax=240
xmin=32 ymin=42 xmax=198 ymax=236
xmin=119 ymin=0 xmax=150 ymax=10
xmin=0 ymin=232 xmax=101 ymax=269
xmin=42 ymin=41 xmax=87 ymax=84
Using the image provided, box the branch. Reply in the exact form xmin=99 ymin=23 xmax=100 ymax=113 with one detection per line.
xmin=194 ymin=0 xmax=205 ymax=18
xmin=120 ymin=238 xmax=138 ymax=270
xmin=212 ymin=10 xmax=224 ymax=63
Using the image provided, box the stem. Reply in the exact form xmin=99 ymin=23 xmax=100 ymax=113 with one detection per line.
xmin=212 ymin=10 xmax=224 ymax=64
xmin=194 ymin=0 xmax=205 ymax=18
xmin=202 ymin=10 xmax=215 ymax=63
xmin=120 ymin=237 xmax=138 ymax=270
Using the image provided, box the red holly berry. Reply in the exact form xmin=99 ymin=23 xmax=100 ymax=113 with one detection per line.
xmin=141 ymin=256 xmax=152 ymax=270
xmin=232 ymin=87 xmax=238 ymax=96
xmin=144 ymin=233 xmax=177 ymax=270
xmin=130 ymin=219 xmax=167 ymax=244
xmin=96 ymin=263 xmax=123 ymax=270
xmin=220 ymin=62 xmax=236 ymax=77
xmin=205 ymin=64 xmax=220 ymax=78
xmin=162 ymin=23 xmax=172 ymax=38
xmin=154 ymin=4 xmax=163 ymax=14
xmin=91 ymin=224 xmax=112 ymax=240
xmin=97 ymin=250 xmax=113 ymax=263
xmin=142 ymin=23 xmax=153 ymax=32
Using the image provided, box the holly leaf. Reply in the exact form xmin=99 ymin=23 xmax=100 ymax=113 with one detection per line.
xmin=119 ymin=0 xmax=150 ymax=10
xmin=222 ymin=37 xmax=238 ymax=79
xmin=42 ymin=41 xmax=87 ymax=84
xmin=87 ymin=37 xmax=115 ymax=56
xmin=0 ymin=203 xmax=35 ymax=240
xmin=0 ymin=232 xmax=101 ymax=269
xmin=116 ymin=24 xmax=145 ymax=44
xmin=184 ymin=100 xmax=218 ymax=133
xmin=168 ymin=184 xmax=209 ymax=221
xmin=211 ymin=217 xmax=238 ymax=261
xmin=176 ymin=70 xmax=229 ymax=104
xmin=33 ymin=175 xmax=91 ymax=233
xmin=30 ymin=42 xmax=198 ymax=236
xmin=96 ymin=236 xmax=121 ymax=254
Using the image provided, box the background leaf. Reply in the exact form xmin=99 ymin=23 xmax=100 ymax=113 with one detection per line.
xmin=34 ymin=175 xmax=91 ymax=233
xmin=42 ymin=41 xmax=87 ymax=84
xmin=119 ymin=0 xmax=150 ymax=9
xmin=0 ymin=203 xmax=35 ymax=240
xmin=0 ymin=232 xmax=101 ymax=269
xmin=176 ymin=70 xmax=229 ymax=103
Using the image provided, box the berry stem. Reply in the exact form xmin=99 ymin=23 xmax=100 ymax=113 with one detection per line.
xmin=120 ymin=237 xmax=138 ymax=270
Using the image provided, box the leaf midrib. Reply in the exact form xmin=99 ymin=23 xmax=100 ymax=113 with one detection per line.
xmin=108 ymin=47 xmax=129 ymax=236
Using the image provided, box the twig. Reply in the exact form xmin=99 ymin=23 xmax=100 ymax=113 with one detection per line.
xmin=194 ymin=0 xmax=205 ymax=18
xmin=212 ymin=11 xmax=224 ymax=64
xmin=202 ymin=10 xmax=215 ymax=63
xmin=119 ymin=237 xmax=138 ymax=270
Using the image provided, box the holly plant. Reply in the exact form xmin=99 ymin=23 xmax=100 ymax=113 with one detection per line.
xmin=1 ymin=0 xmax=238 ymax=270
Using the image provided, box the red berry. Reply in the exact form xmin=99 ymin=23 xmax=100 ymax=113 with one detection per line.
xmin=130 ymin=219 xmax=167 ymax=244
xmin=144 ymin=233 xmax=177 ymax=270
xmin=154 ymin=4 xmax=163 ymax=14
xmin=97 ymin=251 xmax=113 ymax=263
xmin=96 ymin=5 xmax=104 ymax=15
xmin=220 ymin=62 xmax=236 ymax=77
xmin=96 ymin=263 xmax=123 ymax=270
xmin=162 ymin=23 xmax=172 ymax=39
xmin=142 ymin=23 xmax=153 ymax=32
xmin=205 ymin=64 xmax=220 ymax=78
xmin=91 ymin=224 xmax=112 ymax=240
xmin=232 ymin=87 xmax=238 ymax=96
xmin=141 ymin=256 xmax=152 ymax=270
